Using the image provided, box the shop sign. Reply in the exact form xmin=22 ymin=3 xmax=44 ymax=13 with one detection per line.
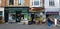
xmin=29 ymin=7 xmax=44 ymax=12
xmin=46 ymin=12 xmax=59 ymax=14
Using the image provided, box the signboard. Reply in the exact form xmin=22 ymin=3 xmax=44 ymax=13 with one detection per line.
xmin=29 ymin=7 xmax=44 ymax=12
xmin=46 ymin=12 xmax=59 ymax=14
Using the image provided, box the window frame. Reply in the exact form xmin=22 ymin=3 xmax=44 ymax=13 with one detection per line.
xmin=34 ymin=1 xmax=39 ymax=5
xmin=30 ymin=0 xmax=42 ymax=7
xmin=18 ymin=0 xmax=21 ymax=5
xmin=49 ymin=0 xmax=55 ymax=6
xmin=18 ymin=0 xmax=24 ymax=5
xmin=9 ymin=0 xmax=14 ymax=5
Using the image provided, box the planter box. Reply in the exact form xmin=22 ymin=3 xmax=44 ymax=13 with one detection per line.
xmin=28 ymin=21 xmax=32 ymax=25
xmin=0 ymin=20 xmax=4 ymax=24
xmin=21 ymin=20 xmax=28 ymax=25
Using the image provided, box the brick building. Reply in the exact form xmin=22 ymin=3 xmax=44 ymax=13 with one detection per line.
xmin=0 ymin=0 xmax=5 ymax=20
xmin=4 ymin=0 xmax=30 ymax=22
xmin=0 ymin=0 xmax=45 ymax=23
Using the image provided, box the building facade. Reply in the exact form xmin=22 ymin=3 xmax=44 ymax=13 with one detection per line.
xmin=44 ymin=0 xmax=60 ymax=18
xmin=30 ymin=0 xmax=45 ymax=17
xmin=3 ymin=0 xmax=45 ymax=23
xmin=0 ymin=0 xmax=5 ymax=20
xmin=4 ymin=0 xmax=30 ymax=22
xmin=28 ymin=0 xmax=45 ymax=24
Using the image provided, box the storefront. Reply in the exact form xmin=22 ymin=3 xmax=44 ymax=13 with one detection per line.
xmin=28 ymin=7 xmax=45 ymax=24
xmin=4 ymin=7 xmax=29 ymax=22
xmin=46 ymin=12 xmax=59 ymax=18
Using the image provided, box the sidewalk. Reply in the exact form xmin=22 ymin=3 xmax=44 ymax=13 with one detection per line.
xmin=0 ymin=24 xmax=60 ymax=29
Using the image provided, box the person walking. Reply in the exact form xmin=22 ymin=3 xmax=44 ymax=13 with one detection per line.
xmin=47 ymin=16 xmax=54 ymax=29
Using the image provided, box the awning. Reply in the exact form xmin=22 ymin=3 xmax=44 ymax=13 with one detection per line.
xmin=29 ymin=7 xmax=44 ymax=12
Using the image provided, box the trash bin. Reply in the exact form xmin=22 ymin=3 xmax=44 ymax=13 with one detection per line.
xmin=0 ymin=16 xmax=3 ymax=24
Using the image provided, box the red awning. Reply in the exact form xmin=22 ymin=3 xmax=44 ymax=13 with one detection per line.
xmin=29 ymin=7 xmax=44 ymax=12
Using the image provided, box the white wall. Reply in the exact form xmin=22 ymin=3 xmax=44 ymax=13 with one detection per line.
xmin=44 ymin=0 xmax=60 ymax=12
xmin=45 ymin=8 xmax=60 ymax=12
xmin=44 ymin=0 xmax=60 ymax=8
xmin=0 ymin=8 xmax=4 ymax=20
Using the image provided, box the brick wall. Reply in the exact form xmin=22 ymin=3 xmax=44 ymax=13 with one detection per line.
xmin=5 ymin=0 xmax=8 ymax=7
xmin=0 ymin=0 xmax=5 ymax=7
xmin=5 ymin=0 xmax=30 ymax=7
xmin=24 ymin=0 xmax=30 ymax=7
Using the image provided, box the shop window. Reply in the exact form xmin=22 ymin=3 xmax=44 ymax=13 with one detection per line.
xmin=0 ymin=0 xmax=1 ymax=6
xmin=0 ymin=11 xmax=2 ymax=20
xmin=0 ymin=11 xmax=2 ymax=16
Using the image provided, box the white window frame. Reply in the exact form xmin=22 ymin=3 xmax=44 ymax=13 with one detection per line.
xmin=49 ymin=0 xmax=55 ymax=6
xmin=18 ymin=0 xmax=24 ymax=6
xmin=30 ymin=0 xmax=42 ymax=7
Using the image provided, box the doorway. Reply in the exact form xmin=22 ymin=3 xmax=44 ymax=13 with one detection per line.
xmin=31 ymin=14 xmax=34 ymax=22
xmin=31 ymin=13 xmax=36 ymax=24
xmin=16 ymin=11 xmax=21 ymax=22
xmin=4 ymin=10 xmax=9 ymax=22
